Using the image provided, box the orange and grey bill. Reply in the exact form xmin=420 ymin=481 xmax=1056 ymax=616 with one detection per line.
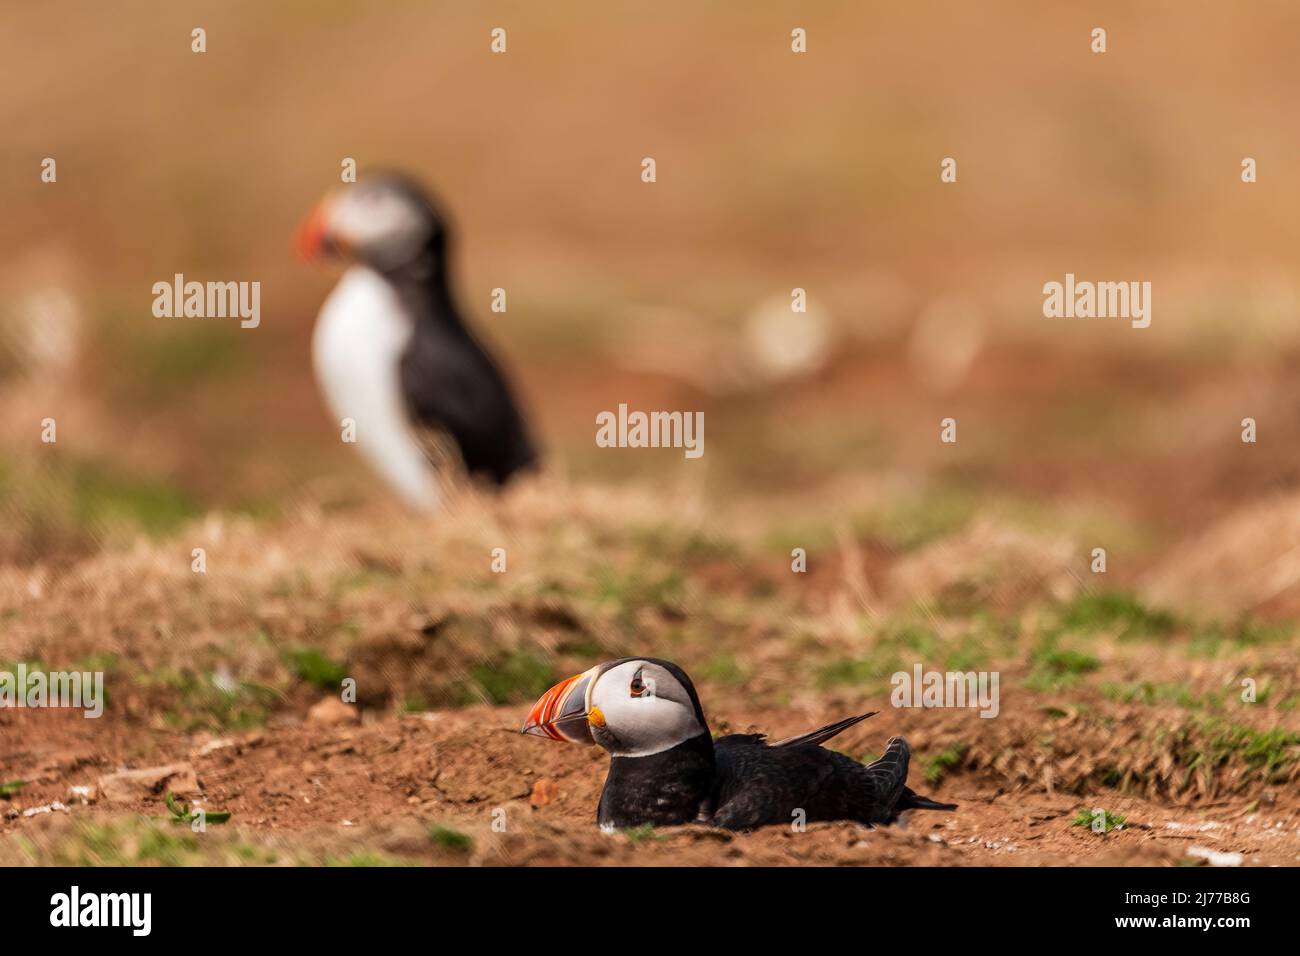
xmin=521 ymin=667 xmax=598 ymax=743
xmin=294 ymin=196 xmax=334 ymax=261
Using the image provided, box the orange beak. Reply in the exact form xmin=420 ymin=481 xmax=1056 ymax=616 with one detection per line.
xmin=521 ymin=667 xmax=599 ymax=744
xmin=294 ymin=196 xmax=335 ymax=261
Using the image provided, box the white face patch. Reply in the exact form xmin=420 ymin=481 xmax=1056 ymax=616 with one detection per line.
xmin=329 ymin=185 xmax=432 ymax=269
xmin=590 ymin=660 xmax=705 ymax=758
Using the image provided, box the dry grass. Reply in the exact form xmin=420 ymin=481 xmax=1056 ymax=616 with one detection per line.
xmin=2 ymin=476 xmax=1298 ymax=866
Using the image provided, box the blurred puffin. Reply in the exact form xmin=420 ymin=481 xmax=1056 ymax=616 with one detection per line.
xmin=522 ymin=657 xmax=957 ymax=830
xmin=296 ymin=173 xmax=537 ymax=510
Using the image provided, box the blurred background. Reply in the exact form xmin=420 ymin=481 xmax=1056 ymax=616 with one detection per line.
xmin=5 ymin=1 xmax=1300 ymax=570
xmin=3 ymin=1 xmax=1300 ymax=866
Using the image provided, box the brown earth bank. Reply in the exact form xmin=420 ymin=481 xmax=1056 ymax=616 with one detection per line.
xmin=3 ymin=705 xmax=1297 ymax=867
xmin=1 ymin=480 xmax=1299 ymax=867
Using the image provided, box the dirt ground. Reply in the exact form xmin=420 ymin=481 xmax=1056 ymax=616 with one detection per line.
xmin=5 ymin=702 xmax=1299 ymax=867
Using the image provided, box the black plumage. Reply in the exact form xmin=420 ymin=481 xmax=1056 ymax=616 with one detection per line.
xmin=598 ymin=725 xmax=954 ymax=831
xmin=377 ymin=182 xmax=538 ymax=485
xmin=598 ymin=732 xmax=717 ymax=827
xmin=585 ymin=658 xmax=956 ymax=831
xmin=710 ymin=731 xmax=944 ymax=829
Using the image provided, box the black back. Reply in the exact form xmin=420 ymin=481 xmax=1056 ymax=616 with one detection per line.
xmin=376 ymin=179 xmax=538 ymax=485
xmin=710 ymin=734 xmax=912 ymax=829
xmin=595 ymin=725 xmax=953 ymax=831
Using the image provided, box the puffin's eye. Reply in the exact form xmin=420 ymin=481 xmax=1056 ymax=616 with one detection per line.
xmin=630 ymin=669 xmax=649 ymax=698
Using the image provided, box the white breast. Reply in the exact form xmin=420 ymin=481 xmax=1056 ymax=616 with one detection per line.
xmin=311 ymin=266 xmax=441 ymax=510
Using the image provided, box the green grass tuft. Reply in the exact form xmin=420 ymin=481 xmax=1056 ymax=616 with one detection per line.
xmin=165 ymin=791 xmax=232 ymax=826
xmin=1072 ymin=808 xmax=1127 ymax=833
xmin=1057 ymin=592 xmax=1176 ymax=640
xmin=428 ymin=824 xmax=474 ymax=852
xmin=924 ymin=743 xmax=968 ymax=785
xmin=1024 ymin=641 xmax=1101 ymax=691
xmin=470 ymin=651 xmax=556 ymax=706
xmin=622 ymin=824 xmax=661 ymax=843
xmin=285 ymin=647 xmax=349 ymax=690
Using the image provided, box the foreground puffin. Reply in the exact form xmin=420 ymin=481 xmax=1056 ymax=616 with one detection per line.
xmin=522 ymin=657 xmax=957 ymax=830
xmin=296 ymin=173 xmax=537 ymax=510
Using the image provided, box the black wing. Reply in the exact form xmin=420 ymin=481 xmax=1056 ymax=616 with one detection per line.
xmin=709 ymin=735 xmax=840 ymax=831
xmin=771 ymin=712 xmax=876 ymax=749
xmin=399 ymin=322 xmax=537 ymax=485
xmin=708 ymin=733 xmax=938 ymax=829
xmin=860 ymin=735 xmax=910 ymax=814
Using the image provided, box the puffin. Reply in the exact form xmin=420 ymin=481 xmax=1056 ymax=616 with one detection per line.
xmin=522 ymin=657 xmax=957 ymax=830
xmin=295 ymin=173 xmax=538 ymax=510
